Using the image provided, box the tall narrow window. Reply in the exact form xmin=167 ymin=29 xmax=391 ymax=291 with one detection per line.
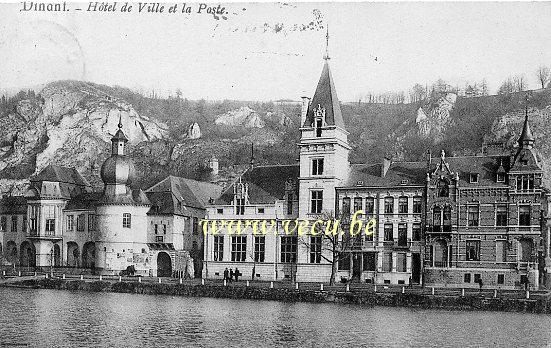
xmin=254 ymin=236 xmax=265 ymax=263
xmin=122 ymin=213 xmax=131 ymax=228
xmin=466 ymin=240 xmax=481 ymax=261
xmin=443 ymin=206 xmax=451 ymax=231
xmin=286 ymin=193 xmax=294 ymax=215
xmin=353 ymin=197 xmax=363 ymax=214
xmin=11 ymin=216 xmax=18 ymax=232
xmin=45 ymin=206 xmax=56 ymax=236
xmin=383 ymin=252 xmax=393 ymax=272
xmin=433 ymin=206 xmax=442 ymax=231
xmin=341 ymin=197 xmax=351 ymax=216
xmin=496 ymin=205 xmax=508 ymax=226
xmin=519 ymin=206 xmax=531 ymax=226
xmin=30 ymin=206 xmax=38 ymax=233
xmin=192 ymin=217 xmax=199 ymax=235
xmin=398 ymin=197 xmax=408 ymax=213
xmin=311 ymin=190 xmax=323 ymax=214
xmin=467 ymin=206 xmax=479 ymax=227
xmin=88 ymin=214 xmax=96 ymax=231
xmin=231 ymin=236 xmax=247 ymax=262
xmin=398 ymin=224 xmax=407 ymax=246
xmin=495 ymin=240 xmax=506 ymax=262
xmin=235 ymin=198 xmax=245 ymax=215
xmin=413 ymin=196 xmax=422 ymax=214
xmin=281 ymin=236 xmax=297 ymax=263
xmin=310 ymin=236 xmax=322 ymax=263
xmin=77 ymin=214 xmax=85 ymax=231
xmin=213 ymin=236 xmax=224 ymax=261
xmin=311 ymin=158 xmax=324 ymax=176
xmin=384 ymin=224 xmax=394 ymax=242
xmin=0 ymin=216 xmax=6 ymax=232
xmin=437 ymin=179 xmax=449 ymax=197
xmin=22 ymin=216 xmax=27 ymax=233
xmin=315 ymin=118 xmax=323 ymax=137
xmin=396 ymin=253 xmax=407 ymax=272
xmin=412 ymin=223 xmax=421 ymax=241
xmin=67 ymin=215 xmax=74 ymax=231
xmin=365 ymin=197 xmax=375 ymax=215
xmin=384 ymin=197 xmax=394 ymax=214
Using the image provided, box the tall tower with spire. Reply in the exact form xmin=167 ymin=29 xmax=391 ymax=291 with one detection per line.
xmin=298 ymin=27 xmax=350 ymax=220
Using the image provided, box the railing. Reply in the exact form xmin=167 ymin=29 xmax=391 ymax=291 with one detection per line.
xmin=433 ymin=261 xmax=448 ymax=268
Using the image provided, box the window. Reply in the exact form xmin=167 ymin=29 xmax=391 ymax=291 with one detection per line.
xmin=384 ymin=224 xmax=393 ymax=242
xmin=88 ymin=214 xmax=96 ymax=231
xmin=497 ymin=173 xmax=505 ymax=183
xmin=123 ymin=213 xmax=131 ymax=228
xmin=496 ymin=205 xmax=508 ymax=226
xmin=257 ymin=208 xmax=265 ymax=214
xmin=469 ymin=173 xmax=479 ymax=183
xmin=363 ymin=252 xmax=377 ymax=271
xmin=217 ymin=208 xmax=223 ymax=214
xmin=437 ymin=179 xmax=449 ymax=197
xmin=192 ymin=217 xmax=198 ymax=235
xmin=22 ymin=216 xmax=27 ymax=233
xmin=155 ymin=235 xmax=164 ymax=242
xmin=163 ymin=224 xmax=167 ymax=235
xmin=412 ymin=223 xmax=421 ymax=241
xmin=443 ymin=206 xmax=451 ymax=229
xmin=413 ymin=197 xmax=422 ymax=214
xmin=384 ymin=197 xmax=394 ymax=214
xmin=235 ymin=198 xmax=245 ymax=215
xmin=365 ymin=197 xmax=375 ymax=215
xmin=338 ymin=253 xmax=350 ymax=270
xmin=254 ymin=236 xmax=265 ymax=263
xmin=231 ymin=236 xmax=247 ymax=262
xmin=30 ymin=206 xmax=39 ymax=233
xmin=516 ymin=175 xmax=535 ymax=191
xmin=0 ymin=216 xmax=6 ymax=232
xmin=467 ymin=206 xmax=479 ymax=227
xmin=310 ymin=236 xmax=322 ymax=263
xmin=280 ymin=236 xmax=297 ymax=263
xmin=466 ymin=240 xmax=480 ymax=261
xmin=464 ymin=273 xmax=471 ymax=283
xmin=77 ymin=214 xmax=85 ymax=231
xmin=495 ymin=240 xmax=506 ymax=262
xmin=353 ymin=197 xmax=362 ymax=214
xmin=474 ymin=274 xmax=481 ymax=283
xmin=67 ymin=215 xmax=74 ymax=231
xmin=310 ymin=190 xmax=323 ymax=214
xmin=213 ymin=236 xmax=224 ymax=261
xmin=398 ymin=197 xmax=408 ymax=213
xmin=433 ymin=206 xmax=441 ymax=229
xmin=154 ymin=224 xmax=158 ymax=234
xmin=315 ymin=118 xmax=323 ymax=137
xmin=11 ymin=216 xmax=17 ymax=232
xmin=45 ymin=219 xmax=55 ymax=235
xmin=286 ymin=193 xmax=294 ymax=215
xmin=383 ymin=252 xmax=393 ymax=272
xmin=341 ymin=197 xmax=351 ymax=216
xmin=398 ymin=224 xmax=407 ymax=246
xmin=396 ymin=253 xmax=407 ymax=272
xmin=311 ymin=158 xmax=324 ymax=176
xmin=497 ymin=274 xmax=505 ymax=285
xmin=519 ymin=206 xmax=531 ymax=226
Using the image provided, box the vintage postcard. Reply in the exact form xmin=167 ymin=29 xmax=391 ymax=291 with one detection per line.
xmin=1 ymin=1 xmax=551 ymax=347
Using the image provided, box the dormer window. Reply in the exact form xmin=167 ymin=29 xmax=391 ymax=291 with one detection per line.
xmin=496 ymin=173 xmax=505 ymax=183
xmin=469 ymin=173 xmax=479 ymax=184
xmin=313 ymin=104 xmax=325 ymax=137
xmin=521 ymin=159 xmax=528 ymax=166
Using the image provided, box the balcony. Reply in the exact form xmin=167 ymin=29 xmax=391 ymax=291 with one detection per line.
xmin=428 ymin=225 xmax=452 ymax=233
xmin=27 ymin=230 xmax=62 ymax=240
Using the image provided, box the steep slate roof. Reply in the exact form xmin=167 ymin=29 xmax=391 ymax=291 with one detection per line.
xmin=216 ymin=164 xmax=300 ymax=205
xmin=0 ymin=196 xmax=27 ymax=214
xmin=65 ymin=192 xmax=103 ymax=211
xmin=98 ymin=189 xmax=151 ymax=205
xmin=304 ymin=61 xmax=345 ymax=129
xmin=343 ymin=155 xmax=512 ymax=189
xmin=146 ymin=176 xmax=223 ymax=214
xmin=30 ymin=165 xmax=90 ymax=187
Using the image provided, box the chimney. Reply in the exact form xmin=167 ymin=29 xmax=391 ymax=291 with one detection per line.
xmin=209 ymin=156 xmax=219 ymax=177
xmin=381 ymin=157 xmax=391 ymax=177
xmin=300 ymin=96 xmax=310 ymax=126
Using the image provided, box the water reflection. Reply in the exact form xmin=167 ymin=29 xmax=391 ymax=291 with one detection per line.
xmin=1 ymin=288 xmax=551 ymax=347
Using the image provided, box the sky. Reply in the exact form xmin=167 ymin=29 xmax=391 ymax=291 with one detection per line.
xmin=1 ymin=2 xmax=551 ymax=101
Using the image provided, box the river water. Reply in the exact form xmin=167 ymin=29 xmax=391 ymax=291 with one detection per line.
xmin=1 ymin=287 xmax=550 ymax=347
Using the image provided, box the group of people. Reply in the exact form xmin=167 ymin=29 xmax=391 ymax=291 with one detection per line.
xmin=223 ymin=267 xmax=241 ymax=282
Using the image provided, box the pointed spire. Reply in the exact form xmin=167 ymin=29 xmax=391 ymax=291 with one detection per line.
xmin=323 ymin=24 xmax=330 ymax=60
xmin=518 ymin=93 xmax=535 ymax=149
xmin=118 ymin=114 xmax=123 ymax=129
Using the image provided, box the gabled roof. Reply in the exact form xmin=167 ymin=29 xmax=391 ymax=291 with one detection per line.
xmin=304 ymin=61 xmax=345 ymax=129
xmin=146 ymin=176 xmax=223 ymax=214
xmin=30 ymin=165 xmax=90 ymax=187
xmin=216 ymin=164 xmax=299 ymax=205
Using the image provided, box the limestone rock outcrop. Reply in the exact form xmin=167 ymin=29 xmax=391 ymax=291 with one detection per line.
xmin=215 ymin=107 xmax=265 ymax=128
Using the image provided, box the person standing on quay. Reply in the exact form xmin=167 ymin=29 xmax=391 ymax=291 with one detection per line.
xmin=229 ymin=268 xmax=234 ymax=282
xmin=234 ymin=267 xmax=240 ymax=282
xmin=223 ymin=268 xmax=229 ymax=282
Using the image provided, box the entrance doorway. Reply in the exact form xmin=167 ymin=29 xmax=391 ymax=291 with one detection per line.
xmin=411 ymin=253 xmax=421 ymax=284
xmin=157 ymin=252 xmax=172 ymax=277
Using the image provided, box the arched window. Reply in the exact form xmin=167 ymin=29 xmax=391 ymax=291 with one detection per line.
xmin=433 ymin=206 xmax=442 ymax=231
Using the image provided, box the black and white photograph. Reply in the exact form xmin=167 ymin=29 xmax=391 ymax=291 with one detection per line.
xmin=1 ymin=1 xmax=551 ymax=346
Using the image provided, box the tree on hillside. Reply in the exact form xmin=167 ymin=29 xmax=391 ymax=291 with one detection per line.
xmin=513 ymin=74 xmax=526 ymax=92
xmin=536 ymin=66 xmax=550 ymax=89
xmin=498 ymin=77 xmax=515 ymax=95
xmin=409 ymin=83 xmax=427 ymax=103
